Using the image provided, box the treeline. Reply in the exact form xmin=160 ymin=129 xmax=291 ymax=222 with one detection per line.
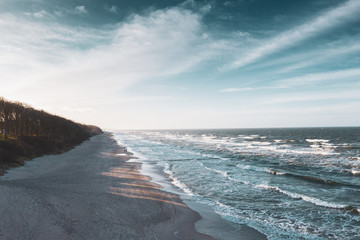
xmin=0 ymin=97 xmax=103 ymax=175
xmin=0 ymin=97 xmax=101 ymax=140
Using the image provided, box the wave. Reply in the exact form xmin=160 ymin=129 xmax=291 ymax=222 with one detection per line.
xmin=228 ymin=143 xmax=340 ymax=156
xmin=113 ymin=137 xmax=148 ymax=161
xmin=237 ymin=164 xmax=270 ymax=172
xmin=249 ymin=141 xmax=272 ymax=146
xmin=255 ymin=184 xmax=359 ymax=214
xmin=134 ymin=131 xmax=341 ymax=158
xmin=163 ymin=163 xmax=195 ymax=196
xmin=273 ymin=139 xmax=296 ymax=143
xmin=347 ymin=169 xmax=360 ymax=175
xmin=207 ymin=199 xmax=332 ymax=240
xmin=204 ymin=167 xmax=228 ymax=177
xmin=285 ymin=173 xmax=340 ymax=185
xmin=283 ymin=172 xmax=340 ymax=186
xmin=236 ymin=164 xmax=340 ymax=185
xmin=243 ymin=135 xmax=260 ymax=140
xmin=168 ymin=162 xmax=360 ymax=218
xmin=236 ymin=164 xmax=287 ymax=176
xmin=306 ymin=139 xmax=330 ymax=143
xmin=200 ymin=167 xmax=360 ymax=215
xmin=268 ymin=170 xmax=288 ymax=176
xmin=203 ymin=165 xmax=250 ymax=185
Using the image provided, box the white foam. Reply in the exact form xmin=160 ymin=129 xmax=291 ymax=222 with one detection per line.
xmin=236 ymin=164 xmax=287 ymax=176
xmin=269 ymin=170 xmax=287 ymax=175
xmin=163 ymin=163 xmax=195 ymax=196
xmin=116 ymin=153 xmax=128 ymax=156
xmin=306 ymin=139 xmax=330 ymax=143
xmin=226 ymin=138 xmax=339 ymax=156
xmin=203 ymin=165 xmax=249 ymax=184
xmin=130 ymin=131 xmax=340 ymax=158
xmin=277 ymin=148 xmax=339 ymax=156
xmin=206 ymin=167 xmax=228 ymax=177
xmin=350 ymin=169 xmax=360 ymax=175
xmin=250 ymin=141 xmax=272 ymax=146
xmin=243 ymin=135 xmax=259 ymax=140
xmin=237 ymin=164 xmax=272 ymax=174
xmin=255 ymin=184 xmax=346 ymax=209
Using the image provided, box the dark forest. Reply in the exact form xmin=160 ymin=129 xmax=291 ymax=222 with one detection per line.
xmin=0 ymin=97 xmax=102 ymax=175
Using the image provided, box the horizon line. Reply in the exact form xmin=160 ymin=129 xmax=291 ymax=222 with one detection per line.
xmin=105 ymin=125 xmax=360 ymax=131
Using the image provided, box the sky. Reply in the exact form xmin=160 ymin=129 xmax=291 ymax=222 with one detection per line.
xmin=0 ymin=0 xmax=359 ymax=129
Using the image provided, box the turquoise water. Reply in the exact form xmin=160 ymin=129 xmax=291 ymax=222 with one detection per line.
xmin=114 ymin=128 xmax=360 ymax=240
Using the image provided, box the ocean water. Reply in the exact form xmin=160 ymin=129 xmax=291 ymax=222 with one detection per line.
xmin=113 ymin=127 xmax=360 ymax=240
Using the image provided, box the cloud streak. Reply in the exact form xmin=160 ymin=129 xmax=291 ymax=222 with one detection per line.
xmin=219 ymin=88 xmax=253 ymax=93
xmin=254 ymin=88 xmax=360 ymax=106
xmin=218 ymin=68 xmax=360 ymax=95
xmin=277 ymin=68 xmax=360 ymax=87
xmin=225 ymin=0 xmax=360 ymax=70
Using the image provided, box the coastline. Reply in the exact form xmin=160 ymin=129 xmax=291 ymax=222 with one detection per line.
xmin=0 ymin=134 xmax=212 ymax=239
xmin=124 ymin=141 xmax=268 ymax=240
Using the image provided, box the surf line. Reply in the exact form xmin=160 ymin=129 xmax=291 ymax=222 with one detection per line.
xmin=156 ymin=158 xmax=222 ymax=162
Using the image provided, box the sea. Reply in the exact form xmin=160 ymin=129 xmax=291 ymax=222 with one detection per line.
xmin=113 ymin=127 xmax=360 ymax=240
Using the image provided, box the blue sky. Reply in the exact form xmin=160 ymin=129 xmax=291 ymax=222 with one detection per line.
xmin=1 ymin=0 xmax=359 ymax=129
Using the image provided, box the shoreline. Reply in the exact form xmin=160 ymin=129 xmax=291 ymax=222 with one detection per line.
xmin=103 ymin=141 xmax=214 ymax=240
xmin=117 ymin=135 xmax=268 ymax=240
xmin=0 ymin=134 xmax=213 ymax=239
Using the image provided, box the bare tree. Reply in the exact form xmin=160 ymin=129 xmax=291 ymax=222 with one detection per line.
xmin=0 ymin=97 xmax=96 ymax=141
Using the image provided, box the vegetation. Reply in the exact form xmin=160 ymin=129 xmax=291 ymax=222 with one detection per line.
xmin=0 ymin=97 xmax=103 ymax=175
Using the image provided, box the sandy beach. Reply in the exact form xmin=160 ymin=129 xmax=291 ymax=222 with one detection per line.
xmin=0 ymin=134 xmax=213 ymax=239
xmin=0 ymin=134 xmax=267 ymax=240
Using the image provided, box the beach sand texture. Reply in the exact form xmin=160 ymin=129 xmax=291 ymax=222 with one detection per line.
xmin=0 ymin=135 xmax=213 ymax=240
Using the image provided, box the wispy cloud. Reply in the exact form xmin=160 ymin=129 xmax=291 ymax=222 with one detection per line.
xmin=247 ymin=40 xmax=360 ymax=72
xmin=218 ymin=68 xmax=360 ymax=95
xmin=224 ymin=0 xmax=360 ymax=70
xmin=254 ymin=88 xmax=360 ymax=106
xmin=277 ymin=42 xmax=360 ymax=73
xmin=105 ymin=5 xmax=118 ymax=14
xmin=277 ymin=68 xmax=360 ymax=87
xmin=24 ymin=10 xmax=51 ymax=18
xmin=219 ymin=87 xmax=253 ymax=92
xmin=75 ymin=6 xmax=87 ymax=14
xmin=0 ymin=7 xmax=217 ymax=107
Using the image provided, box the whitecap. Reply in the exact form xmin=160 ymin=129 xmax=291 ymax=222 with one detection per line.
xmin=204 ymin=166 xmax=249 ymax=184
xmin=306 ymin=139 xmax=330 ymax=143
xmin=163 ymin=163 xmax=195 ymax=196
xmin=350 ymin=169 xmax=360 ymax=175
xmin=255 ymin=184 xmax=347 ymax=209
